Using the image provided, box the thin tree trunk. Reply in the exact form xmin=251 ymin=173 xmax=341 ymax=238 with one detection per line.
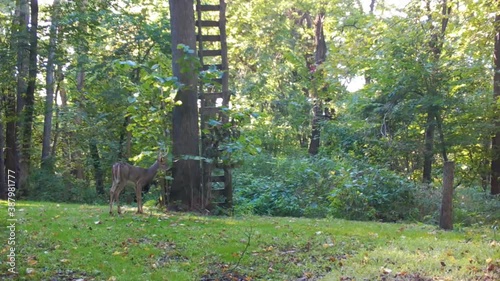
xmin=422 ymin=0 xmax=451 ymax=184
xmin=70 ymin=0 xmax=88 ymax=180
xmin=491 ymin=9 xmax=500 ymax=195
xmin=41 ymin=0 xmax=60 ymax=169
xmin=439 ymin=161 xmax=454 ymax=230
xmin=117 ymin=116 xmax=130 ymax=161
xmin=308 ymin=13 xmax=326 ymax=155
xmin=51 ymin=64 xmax=64 ymax=159
xmin=169 ymin=0 xmax=202 ymax=210
xmin=89 ymin=139 xmax=104 ymax=194
xmin=422 ymin=111 xmax=435 ymax=183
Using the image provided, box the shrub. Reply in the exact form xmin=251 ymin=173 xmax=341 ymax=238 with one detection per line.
xmin=328 ymin=165 xmax=418 ymax=221
xmin=453 ymin=187 xmax=500 ymax=226
xmin=234 ymin=154 xmax=335 ymax=218
xmin=234 ymin=152 xmax=420 ymax=221
xmin=27 ymin=168 xmax=101 ymax=204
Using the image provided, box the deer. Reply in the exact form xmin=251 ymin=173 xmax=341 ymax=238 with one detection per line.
xmin=109 ymin=152 xmax=168 ymax=215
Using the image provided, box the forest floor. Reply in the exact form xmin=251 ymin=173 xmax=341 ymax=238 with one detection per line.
xmin=0 ymin=201 xmax=499 ymax=281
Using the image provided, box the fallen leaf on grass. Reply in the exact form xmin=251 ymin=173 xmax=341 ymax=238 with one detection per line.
xmin=26 ymin=268 xmax=35 ymax=274
xmin=381 ymin=267 xmax=392 ymax=274
xmin=27 ymin=256 xmax=37 ymax=265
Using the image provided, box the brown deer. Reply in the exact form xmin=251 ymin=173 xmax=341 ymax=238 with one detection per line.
xmin=109 ymin=152 xmax=168 ymax=214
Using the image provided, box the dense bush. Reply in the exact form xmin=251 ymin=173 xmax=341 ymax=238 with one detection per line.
xmin=27 ymin=168 xmax=102 ymax=204
xmin=453 ymin=187 xmax=500 ymax=226
xmin=328 ymin=165 xmax=418 ymax=221
xmin=234 ymin=154 xmax=334 ymax=217
xmin=233 ymin=152 xmax=419 ymax=221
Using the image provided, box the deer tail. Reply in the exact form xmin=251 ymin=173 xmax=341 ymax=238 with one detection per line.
xmin=112 ymin=163 xmax=121 ymax=183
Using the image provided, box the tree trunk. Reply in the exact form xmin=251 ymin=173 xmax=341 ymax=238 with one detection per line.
xmin=422 ymin=110 xmax=435 ymax=183
xmin=439 ymin=161 xmax=454 ymax=230
xmin=5 ymin=89 xmax=19 ymax=194
xmin=308 ymin=13 xmax=326 ymax=155
xmin=117 ymin=116 xmax=130 ymax=161
xmin=15 ymin=0 xmax=30 ymax=195
xmin=51 ymin=73 xmax=64 ymax=159
xmin=491 ymin=10 xmax=500 ymax=196
xmin=422 ymin=1 xmax=451 ymax=184
xmin=18 ymin=0 xmax=38 ymax=193
xmin=169 ymin=0 xmax=202 ymax=210
xmin=5 ymin=6 xmax=20 ymax=194
xmin=89 ymin=139 xmax=104 ymax=194
xmin=308 ymin=103 xmax=321 ymax=155
xmin=0 ymin=95 xmax=6 ymax=199
xmin=41 ymin=0 xmax=60 ymax=169
xmin=70 ymin=0 xmax=87 ymax=180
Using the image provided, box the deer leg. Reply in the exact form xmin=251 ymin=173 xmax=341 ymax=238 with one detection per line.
xmin=109 ymin=190 xmax=114 ymax=214
xmin=109 ymin=184 xmax=117 ymax=214
xmin=111 ymin=182 xmax=124 ymax=215
xmin=116 ymin=185 xmax=123 ymax=214
xmin=136 ymin=183 xmax=143 ymax=214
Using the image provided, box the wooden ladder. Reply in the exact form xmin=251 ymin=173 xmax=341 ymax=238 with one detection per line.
xmin=196 ymin=0 xmax=232 ymax=209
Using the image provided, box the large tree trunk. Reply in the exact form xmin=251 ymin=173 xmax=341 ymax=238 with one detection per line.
xmin=19 ymin=0 xmax=38 ymax=187
xmin=491 ymin=10 xmax=500 ymax=196
xmin=5 ymin=90 xmax=19 ymax=194
xmin=15 ymin=0 xmax=30 ymax=195
xmin=41 ymin=0 xmax=60 ymax=169
xmin=5 ymin=5 xmax=20 ymax=194
xmin=169 ymin=0 xmax=202 ymax=210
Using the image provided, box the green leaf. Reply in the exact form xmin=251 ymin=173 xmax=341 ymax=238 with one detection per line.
xmin=120 ymin=60 xmax=138 ymax=67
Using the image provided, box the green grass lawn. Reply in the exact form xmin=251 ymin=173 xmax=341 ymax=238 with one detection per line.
xmin=0 ymin=201 xmax=499 ymax=281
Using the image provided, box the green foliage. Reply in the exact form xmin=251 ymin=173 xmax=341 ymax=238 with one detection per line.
xmin=453 ymin=188 xmax=500 ymax=227
xmin=234 ymin=153 xmax=333 ymax=218
xmin=234 ymin=151 xmax=419 ymax=221
xmin=27 ymin=168 xmax=100 ymax=204
xmin=2 ymin=0 xmax=498 ymax=226
xmin=328 ymin=164 xmax=418 ymax=222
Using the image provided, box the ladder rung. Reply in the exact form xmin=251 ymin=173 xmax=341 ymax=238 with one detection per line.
xmin=211 ymin=78 xmax=223 ymax=85
xmin=201 ymin=92 xmax=224 ymax=100
xmin=211 ymin=175 xmax=225 ymax=182
xmin=196 ymin=20 xmax=220 ymax=27
xmin=202 ymin=64 xmax=223 ymax=70
xmin=201 ymin=107 xmax=221 ymax=115
xmin=201 ymin=78 xmax=223 ymax=85
xmin=197 ymin=35 xmax=221 ymax=42
xmin=197 ymin=4 xmax=220 ymax=11
xmin=202 ymin=49 xmax=222 ymax=57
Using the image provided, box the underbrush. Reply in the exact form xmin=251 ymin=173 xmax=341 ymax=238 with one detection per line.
xmin=233 ymin=153 xmax=500 ymax=225
xmin=27 ymin=168 xmax=103 ymax=204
